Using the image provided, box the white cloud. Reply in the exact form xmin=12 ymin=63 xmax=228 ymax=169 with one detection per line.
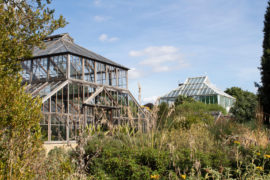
xmin=143 ymin=96 xmax=159 ymax=104
xmin=129 ymin=46 xmax=187 ymax=72
xmin=94 ymin=0 xmax=101 ymax=6
xmin=99 ymin=34 xmax=107 ymax=41
xmin=99 ymin=33 xmax=119 ymax=42
xmin=94 ymin=16 xmax=105 ymax=22
xmin=129 ymin=68 xmax=143 ymax=79
xmin=94 ymin=15 xmax=110 ymax=22
xmin=129 ymin=50 xmax=143 ymax=57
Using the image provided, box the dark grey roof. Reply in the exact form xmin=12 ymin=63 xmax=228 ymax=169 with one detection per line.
xmin=33 ymin=33 xmax=129 ymax=70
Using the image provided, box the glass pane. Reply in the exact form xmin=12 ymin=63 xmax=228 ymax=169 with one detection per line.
xmin=32 ymin=58 xmax=47 ymax=80
xmin=70 ymin=55 xmax=82 ymax=79
xmin=49 ymin=55 xmax=67 ymax=79
xmin=51 ymin=114 xmax=67 ymax=141
xmin=84 ymin=59 xmax=95 ymax=82
xmin=21 ymin=60 xmax=32 ymax=81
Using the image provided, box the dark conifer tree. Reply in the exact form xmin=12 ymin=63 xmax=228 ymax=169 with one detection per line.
xmin=258 ymin=0 xmax=270 ymax=123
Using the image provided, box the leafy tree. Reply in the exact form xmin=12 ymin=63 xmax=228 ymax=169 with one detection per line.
xmin=0 ymin=0 xmax=66 ymax=75
xmin=174 ymin=95 xmax=195 ymax=106
xmin=225 ymin=87 xmax=257 ymax=123
xmin=257 ymin=0 xmax=270 ymax=123
xmin=0 ymin=0 xmax=66 ymax=178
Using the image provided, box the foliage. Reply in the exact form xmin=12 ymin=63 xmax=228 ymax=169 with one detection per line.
xmin=38 ymin=147 xmax=75 ymax=179
xmin=0 ymin=76 xmax=44 ymax=179
xmin=257 ymin=0 xmax=270 ymax=122
xmin=68 ymin=119 xmax=270 ymax=179
xmin=225 ymin=87 xmax=257 ymax=123
xmin=0 ymin=0 xmax=66 ymax=75
xmin=169 ymin=102 xmax=215 ymax=129
xmin=1 ymin=0 xmax=269 ymax=179
xmin=174 ymin=95 xmax=195 ymax=106
xmin=157 ymin=101 xmax=226 ymax=130
xmin=157 ymin=102 xmax=170 ymax=129
xmin=37 ymin=101 xmax=269 ymax=179
xmin=72 ymin=128 xmax=230 ymax=179
xmin=0 ymin=0 xmax=66 ymax=178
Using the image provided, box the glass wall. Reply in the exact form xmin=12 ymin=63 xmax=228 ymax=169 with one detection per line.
xmin=84 ymin=59 xmax=95 ymax=82
xmin=96 ymin=62 xmax=106 ymax=85
xmin=197 ymin=95 xmax=218 ymax=104
xmin=118 ymin=69 xmax=127 ymax=88
xmin=39 ymin=81 xmax=142 ymax=142
xmin=219 ymin=95 xmax=235 ymax=109
xmin=70 ymin=55 xmax=82 ymax=79
xmin=21 ymin=55 xmax=67 ymax=82
xmin=107 ymin=65 xmax=117 ymax=86
xmin=21 ymin=54 xmax=128 ymax=89
xmin=49 ymin=55 xmax=67 ymax=79
xmin=32 ymin=58 xmax=47 ymax=80
xmin=41 ymin=84 xmax=69 ymax=141
xmin=21 ymin=60 xmax=32 ymax=81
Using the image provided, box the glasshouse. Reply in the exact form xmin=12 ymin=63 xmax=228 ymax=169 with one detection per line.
xmin=159 ymin=76 xmax=236 ymax=112
xmin=21 ymin=33 xmax=149 ymax=143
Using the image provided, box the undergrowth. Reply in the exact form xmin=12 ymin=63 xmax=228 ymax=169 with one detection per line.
xmin=43 ymin=102 xmax=270 ymax=179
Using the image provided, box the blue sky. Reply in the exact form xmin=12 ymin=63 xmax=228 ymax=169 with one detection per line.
xmin=50 ymin=0 xmax=268 ymax=104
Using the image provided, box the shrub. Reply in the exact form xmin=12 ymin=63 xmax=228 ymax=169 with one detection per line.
xmin=225 ymin=87 xmax=257 ymax=123
xmin=174 ymin=95 xmax=195 ymax=106
xmin=83 ymin=135 xmax=154 ymax=179
xmin=157 ymin=101 xmax=226 ymax=130
xmin=40 ymin=147 xmax=75 ymax=179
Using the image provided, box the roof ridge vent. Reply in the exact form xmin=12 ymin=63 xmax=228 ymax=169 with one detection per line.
xmin=44 ymin=33 xmax=74 ymax=42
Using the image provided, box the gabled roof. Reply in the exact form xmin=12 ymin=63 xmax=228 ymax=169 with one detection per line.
xmin=161 ymin=76 xmax=235 ymax=99
xmin=32 ymin=33 xmax=129 ymax=70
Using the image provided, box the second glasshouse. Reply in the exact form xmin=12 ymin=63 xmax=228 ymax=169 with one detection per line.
xmin=159 ymin=76 xmax=236 ymax=112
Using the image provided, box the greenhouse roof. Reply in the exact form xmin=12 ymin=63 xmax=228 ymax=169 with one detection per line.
xmin=32 ymin=33 xmax=129 ymax=70
xmin=161 ymin=76 xmax=235 ymax=99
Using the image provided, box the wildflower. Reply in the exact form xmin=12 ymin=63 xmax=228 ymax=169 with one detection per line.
xmin=233 ymin=141 xmax=240 ymax=145
xmin=257 ymin=152 xmax=261 ymax=156
xmin=151 ymin=174 xmax=159 ymax=179
xmin=181 ymin=174 xmax=186 ymax=179
xmin=256 ymin=166 xmax=263 ymax=171
xmin=264 ymin=154 xmax=270 ymax=158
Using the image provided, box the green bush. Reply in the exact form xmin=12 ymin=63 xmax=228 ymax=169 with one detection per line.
xmin=157 ymin=101 xmax=226 ymax=130
xmin=225 ymin=87 xmax=257 ymax=123
xmin=77 ymin=128 xmax=236 ymax=179
xmin=168 ymin=102 xmax=223 ymax=130
xmin=40 ymin=147 xmax=74 ymax=179
xmin=83 ymin=136 xmax=152 ymax=179
xmin=174 ymin=95 xmax=196 ymax=106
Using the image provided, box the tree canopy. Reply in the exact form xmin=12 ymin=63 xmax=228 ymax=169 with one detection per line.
xmin=225 ymin=87 xmax=257 ymax=123
xmin=0 ymin=0 xmax=66 ymax=178
xmin=0 ymin=0 xmax=66 ymax=75
xmin=258 ymin=0 xmax=270 ymax=123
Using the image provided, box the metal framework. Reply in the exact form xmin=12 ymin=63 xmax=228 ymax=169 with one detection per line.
xmin=21 ymin=33 xmax=149 ymax=143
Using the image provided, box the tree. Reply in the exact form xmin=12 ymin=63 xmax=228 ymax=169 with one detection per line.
xmin=225 ymin=87 xmax=257 ymax=123
xmin=0 ymin=0 xmax=66 ymax=75
xmin=0 ymin=0 xmax=66 ymax=178
xmin=257 ymin=1 xmax=270 ymax=123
